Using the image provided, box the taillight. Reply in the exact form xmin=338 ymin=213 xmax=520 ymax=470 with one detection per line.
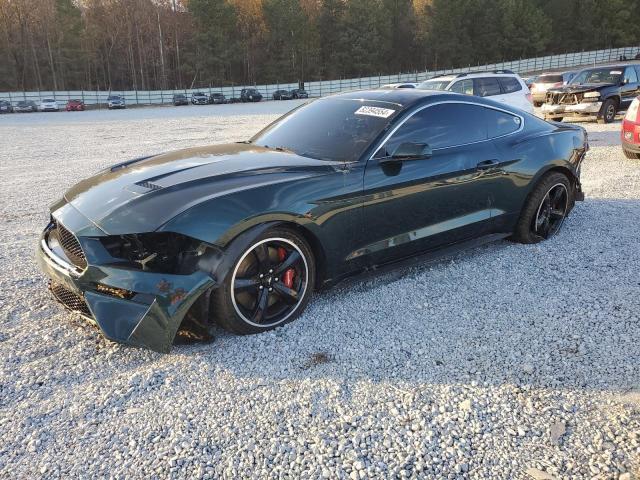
xmin=526 ymin=93 xmax=533 ymax=104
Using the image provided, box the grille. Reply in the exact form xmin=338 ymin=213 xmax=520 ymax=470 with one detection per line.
xmin=55 ymin=221 xmax=87 ymax=269
xmin=50 ymin=282 xmax=92 ymax=318
xmin=547 ymin=92 xmax=583 ymax=105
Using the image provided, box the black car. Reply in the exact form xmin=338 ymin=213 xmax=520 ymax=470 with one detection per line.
xmin=173 ymin=94 xmax=189 ymax=106
xmin=291 ymin=88 xmax=309 ymax=99
xmin=0 ymin=100 xmax=13 ymax=113
xmin=36 ymin=89 xmax=587 ymax=353
xmin=543 ymin=64 xmax=640 ymax=123
xmin=240 ymin=88 xmax=263 ymax=102
xmin=209 ymin=93 xmax=227 ymax=104
xmin=14 ymin=100 xmax=37 ymax=113
xmin=272 ymin=90 xmax=293 ymax=100
xmin=191 ymin=92 xmax=209 ymax=105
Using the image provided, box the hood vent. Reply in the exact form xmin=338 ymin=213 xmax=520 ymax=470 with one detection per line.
xmin=135 ymin=180 xmax=163 ymax=191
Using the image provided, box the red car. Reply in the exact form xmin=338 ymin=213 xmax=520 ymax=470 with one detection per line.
xmin=65 ymin=99 xmax=85 ymax=111
xmin=622 ymin=96 xmax=640 ymax=159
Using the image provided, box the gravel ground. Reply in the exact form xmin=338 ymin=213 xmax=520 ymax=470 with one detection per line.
xmin=0 ymin=104 xmax=639 ymax=479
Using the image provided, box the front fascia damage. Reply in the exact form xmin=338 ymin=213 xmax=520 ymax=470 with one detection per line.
xmin=36 ymin=200 xmax=224 ymax=353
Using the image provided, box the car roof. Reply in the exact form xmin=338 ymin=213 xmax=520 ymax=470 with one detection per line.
xmin=327 ymin=89 xmax=458 ymax=108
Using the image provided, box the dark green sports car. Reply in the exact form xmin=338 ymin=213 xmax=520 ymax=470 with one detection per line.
xmin=37 ymin=90 xmax=587 ymax=352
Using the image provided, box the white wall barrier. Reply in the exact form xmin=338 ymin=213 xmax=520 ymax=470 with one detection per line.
xmin=1 ymin=46 xmax=638 ymax=106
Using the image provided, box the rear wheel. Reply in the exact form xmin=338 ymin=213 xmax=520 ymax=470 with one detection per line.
xmin=597 ymin=98 xmax=617 ymax=124
xmin=212 ymin=228 xmax=315 ymax=334
xmin=623 ymin=148 xmax=640 ymax=160
xmin=548 ymin=117 xmax=563 ymax=122
xmin=511 ymin=172 xmax=572 ymax=244
xmin=534 ymin=101 xmax=543 ymax=107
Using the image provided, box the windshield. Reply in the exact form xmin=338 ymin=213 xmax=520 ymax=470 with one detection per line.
xmin=43 ymin=99 xmax=55 ymax=102
xmin=418 ymin=80 xmax=451 ymax=91
xmin=251 ymin=98 xmax=399 ymax=162
xmin=570 ymin=68 xmax=622 ymax=85
xmin=108 ymin=96 xmax=121 ymax=100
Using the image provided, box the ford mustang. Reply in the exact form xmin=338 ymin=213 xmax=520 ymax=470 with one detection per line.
xmin=36 ymin=90 xmax=588 ymax=352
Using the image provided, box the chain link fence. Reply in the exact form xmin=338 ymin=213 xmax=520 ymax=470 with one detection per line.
xmin=1 ymin=46 xmax=639 ymax=108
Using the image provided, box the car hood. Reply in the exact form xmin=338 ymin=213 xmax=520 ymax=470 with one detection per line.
xmin=61 ymin=143 xmax=342 ymax=235
xmin=548 ymin=83 xmax=615 ymax=94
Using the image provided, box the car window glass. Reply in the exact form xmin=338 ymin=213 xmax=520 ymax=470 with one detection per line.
xmin=377 ymin=103 xmax=487 ymax=155
xmin=473 ymin=77 xmax=501 ymax=97
xmin=497 ymin=77 xmax=522 ymax=93
xmin=253 ymin=98 xmax=398 ymax=162
xmin=485 ymin=108 xmax=522 ymax=138
xmin=624 ymin=67 xmax=638 ymax=84
xmin=450 ymin=79 xmax=473 ymax=95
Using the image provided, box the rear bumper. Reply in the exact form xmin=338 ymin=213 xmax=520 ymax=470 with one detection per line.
xmin=542 ymin=101 xmax=602 ymax=117
xmin=622 ymin=139 xmax=640 ymax=153
xmin=36 ymin=222 xmax=216 ymax=353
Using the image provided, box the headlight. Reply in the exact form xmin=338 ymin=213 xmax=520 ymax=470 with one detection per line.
xmin=100 ymin=232 xmax=214 ymax=274
xmin=583 ymin=91 xmax=600 ymax=98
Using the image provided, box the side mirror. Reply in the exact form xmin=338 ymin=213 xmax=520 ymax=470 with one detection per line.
xmin=390 ymin=142 xmax=432 ymax=160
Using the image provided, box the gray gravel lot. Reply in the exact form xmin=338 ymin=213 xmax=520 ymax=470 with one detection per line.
xmin=0 ymin=104 xmax=639 ymax=479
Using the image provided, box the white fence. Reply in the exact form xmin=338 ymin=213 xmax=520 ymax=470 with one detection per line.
xmin=1 ymin=46 xmax=638 ymax=107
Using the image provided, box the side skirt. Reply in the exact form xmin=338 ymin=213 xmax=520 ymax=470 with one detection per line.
xmin=323 ymin=233 xmax=510 ymax=290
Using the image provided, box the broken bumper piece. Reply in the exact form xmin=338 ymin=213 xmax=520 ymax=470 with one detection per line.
xmin=36 ymin=225 xmax=216 ymax=354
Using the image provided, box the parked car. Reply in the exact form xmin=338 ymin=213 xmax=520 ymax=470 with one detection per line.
xmin=418 ymin=70 xmax=533 ymax=113
xmin=381 ymin=83 xmax=418 ymax=89
xmin=107 ymin=95 xmax=126 ymax=109
xmin=36 ymin=89 xmax=587 ymax=353
xmin=0 ymin=100 xmax=13 ymax=113
xmin=272 ymin=89 xmax=293 ymax=100
xmin=524 ymin=75 xmax=539 ymax=89
xmin=542 ymin=64 xmax=640 ymax=123
xmin=14 ymin=100 xmax=37 ymax=113
xmin=530 ymin=71 xmax=575 ymax=107
xmin=291 ymin=88 xmax=309 ymax=99
xmin=173 ymin=93 xmax=189 ymax=106
xmin=209 ymin=93 xmax=227 ymax=104
xmin=621 ymin=96 xmax=640 ymax=159
xmin=40 ymin=98 xmax=60 ymax=112
xmin=191 ymin=92 xmax=209 ymax=105
xmin=65 ymin=99 xmax=85 ymax=111
xmin=240 ymin=88 xmax=263 ymax=102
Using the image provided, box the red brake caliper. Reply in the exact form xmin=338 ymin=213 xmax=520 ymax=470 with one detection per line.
xmin=277 ymin=247 xmax=295 ymax=288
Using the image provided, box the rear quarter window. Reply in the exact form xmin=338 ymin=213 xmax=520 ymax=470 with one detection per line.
xmin=485 ymin=108 xmax=522 ymax=138
xmin=498 ymin=77 xmax=522 ymax=93
xmin=473 ymin=78 xmax=501 ymax=97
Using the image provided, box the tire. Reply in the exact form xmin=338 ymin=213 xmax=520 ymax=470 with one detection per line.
xmin=211 ymin=227 xmax=316 ymax=335
xmin=534 ymin=101 xmax=543 ymax=107
xmin=623 ymin=148 xmax=640 ymax=160
xmin=597 ymin=98 xmax=617 ymax=124
xmin=548 ymin=117 xmax=564 ymax=122
xmin=511 ymin=172 xmax=572 ymax=244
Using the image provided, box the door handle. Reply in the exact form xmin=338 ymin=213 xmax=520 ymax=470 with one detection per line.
xmin=476 ymin=159 xmax=500 ymax=170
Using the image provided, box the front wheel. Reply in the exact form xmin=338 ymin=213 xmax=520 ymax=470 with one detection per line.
xmin=511 ymin=172 xmax=572 ymax=244
xmin=212 ymin=228 xmax=316 ymax=334
xmin=597 ymin=98 xmax=617 ymax=124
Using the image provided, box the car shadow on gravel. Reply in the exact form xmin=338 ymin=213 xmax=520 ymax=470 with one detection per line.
xmin=161 ymin=198 xmax=640 ymax=394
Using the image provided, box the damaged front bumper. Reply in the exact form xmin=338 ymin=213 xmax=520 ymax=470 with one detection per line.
xmin=542 ymin=101 xmax=602 ymax=117
xmin=36 ymin=212 xmax=217 ymax=353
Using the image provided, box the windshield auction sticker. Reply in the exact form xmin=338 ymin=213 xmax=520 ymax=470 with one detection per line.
xmin=355 ymin=106 xmax=396 ymax=118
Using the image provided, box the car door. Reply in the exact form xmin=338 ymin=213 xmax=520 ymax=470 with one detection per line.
xmin=358 ymin=102 xmax=500 ymax=266
xmin=621 ymin=67 xmax=640 ymax=108
xmin=473 ymin=77 xmax=502 ymax=102
xmin=497 ymin=76 xmax=530 ymax=112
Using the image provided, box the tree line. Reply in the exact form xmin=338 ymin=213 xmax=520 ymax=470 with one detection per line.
xmin=0 ymin=0 xmax=638 ymax=92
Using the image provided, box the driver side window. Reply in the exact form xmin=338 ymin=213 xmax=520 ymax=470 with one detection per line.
xmin=376 ymin=103 xmax=487 ymax=158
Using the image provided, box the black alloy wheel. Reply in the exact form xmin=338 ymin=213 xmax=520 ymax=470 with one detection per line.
xmin=212 ymin=229 xmax=315 ymax=334
xmin=511 ymin=172 xmax=572 ymax=244
xmin=598 ymin=99 xmax=617 ymax=124
xmin=532 ymin=183 xmax=569 ymax=239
